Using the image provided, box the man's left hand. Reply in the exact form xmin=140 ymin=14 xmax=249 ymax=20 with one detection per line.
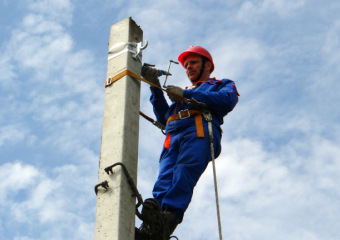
xmin=167 ymin=85 xmax=184 ymax=102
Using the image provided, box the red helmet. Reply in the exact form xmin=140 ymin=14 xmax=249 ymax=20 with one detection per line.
xmin=178 ymin=46 xmax=214 ymax=73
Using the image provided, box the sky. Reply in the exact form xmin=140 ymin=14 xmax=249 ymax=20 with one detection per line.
xmin=1 ymin=0 xmax=340 ymax=240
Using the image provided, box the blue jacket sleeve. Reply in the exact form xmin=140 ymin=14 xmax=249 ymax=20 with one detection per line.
xmin=149 ymin=87 xmax=169 ymax=125
xmin=182 ymin=80 xmax=238 ymax=117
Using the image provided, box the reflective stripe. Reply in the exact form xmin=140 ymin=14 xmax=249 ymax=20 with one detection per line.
xmin=164 ymin=133 xmax=171 ymax=149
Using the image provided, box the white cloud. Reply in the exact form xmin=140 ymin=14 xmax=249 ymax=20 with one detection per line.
xmin=262 ymin=0 xmax=305 ymax=14
xmin=0 ymin=162 xmax=39 ymax=204
xmin=0 ymin=1 xmax=101 ymax=237
xmin=1 ymin=0 xmax=340 ymax=240
xmin=323 ymin=20 xmax=340 ymax=65
xmin=177 ymin=133 xmax=340 ymax=239
xmin=237 ymin=0 xmax=305 ymax=21
xmin=0 ymin=56 xmax=16 ymax=86
xmin=0 ymin=161 xmax=97 ymax=239
xmin=28 ymin=0 xmax=73 ymax=25
xmin=212 ymin=36 xmax=265 ymax=80
xmin=8 ymin=17 xmax=73 ymax=79
xmin=0 ymin=125 xmax=29 ymax=147
xmin=13 ymin=237 xmax=36 ymax=240
xmin=0 ymin=0 xmax=104 ymax=161
xmin=213 ymin=139 xmax=291 ymax=199
xmin=15 ymin=179 xmax=63 ymax=223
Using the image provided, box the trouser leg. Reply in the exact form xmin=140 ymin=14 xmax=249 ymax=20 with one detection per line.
xmin=162 ymin=125 xmax=221 ymax=222
xmin=152 ymin=131 xmax=179 ymax=206
xmin=153 ymin=124 xmax=221 ymax=223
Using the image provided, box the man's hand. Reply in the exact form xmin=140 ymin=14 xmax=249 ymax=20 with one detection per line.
xmin=141 ymin=67 xmax=161 ymax=87
xmin=167 ymin=85 xmax=184 ymax=102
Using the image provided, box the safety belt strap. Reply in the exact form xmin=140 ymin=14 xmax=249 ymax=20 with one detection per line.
xmin=166 ymin=110 xmax=204 ymax=137
xmin=105 ymin=69 xmax=187 ymax=103
xmin=139 ymin=111 xmax=165 ymax=132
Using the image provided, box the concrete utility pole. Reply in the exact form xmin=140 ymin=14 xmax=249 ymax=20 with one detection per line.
xmin=94 ymin=17 xmax=143 ymax=240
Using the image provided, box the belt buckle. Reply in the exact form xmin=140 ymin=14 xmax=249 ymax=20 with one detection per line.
xmin=178 ymin=110 xmax=190 ymax=119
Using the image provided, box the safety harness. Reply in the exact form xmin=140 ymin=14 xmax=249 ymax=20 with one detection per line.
xmin=166 ymin=110 xmax=205 ymax=137
xmin=104 ymin=68 xmax=223 ymax=240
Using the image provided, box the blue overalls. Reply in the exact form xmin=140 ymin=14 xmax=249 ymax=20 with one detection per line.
xmin=150 ymin=78 xmax=239 ymax=223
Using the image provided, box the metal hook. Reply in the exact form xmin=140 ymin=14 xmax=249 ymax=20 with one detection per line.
xmin=94 ymin=180 xmax=109 ymax=195
xmin=104 ymin=162 xmax=144 ymax=208
xmin=134 ymin=40 xmax=148 ymax=61
xmin=139 ymin=40 xmax=148 ymax=50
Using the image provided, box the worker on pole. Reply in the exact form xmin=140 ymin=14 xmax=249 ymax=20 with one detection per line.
xmin=141 ymin=46 xmax=239 ymax=238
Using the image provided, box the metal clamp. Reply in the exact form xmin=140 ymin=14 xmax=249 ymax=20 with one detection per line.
xmin=108 ymin=40 xmax=148 ymax=62
xmin=94 ymin=180 xmax=109 ymax=195
xmin=153 ymin=121 xmax=165 ymax=131
xmin=178 ymin=110 xmax=191 ymax=119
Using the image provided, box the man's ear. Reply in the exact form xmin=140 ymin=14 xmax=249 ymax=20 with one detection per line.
xmin=205 ymin=61 xmax=213 ymax=73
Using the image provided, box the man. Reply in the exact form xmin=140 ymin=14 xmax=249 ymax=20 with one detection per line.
xmin=141 ymin=46 xmax=239 ymax=238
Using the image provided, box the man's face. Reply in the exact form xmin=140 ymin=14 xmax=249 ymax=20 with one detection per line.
xmin=184 ymin=55 xmax=203 ymax=83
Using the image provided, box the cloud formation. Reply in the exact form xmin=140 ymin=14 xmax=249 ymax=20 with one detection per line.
xmin=1 ymin=0 xmax=340 ymax=240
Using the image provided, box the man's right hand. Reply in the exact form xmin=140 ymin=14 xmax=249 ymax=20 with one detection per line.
xmin=141 ymin=67 xmax=161 ymax=87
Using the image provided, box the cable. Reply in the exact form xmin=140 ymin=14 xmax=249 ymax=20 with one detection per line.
xmin=204 ymin=112 xmax=223 ymax=240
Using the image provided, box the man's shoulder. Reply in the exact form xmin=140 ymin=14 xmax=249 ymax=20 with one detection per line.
xmin=205 ymin=78 xmax=235 ymax=85
xmin=202 ymin=78 xmax=239 ymax=95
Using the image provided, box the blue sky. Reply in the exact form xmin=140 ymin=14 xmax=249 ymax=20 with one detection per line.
xmin=1 ymin=0 xmax=340 ymax=240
